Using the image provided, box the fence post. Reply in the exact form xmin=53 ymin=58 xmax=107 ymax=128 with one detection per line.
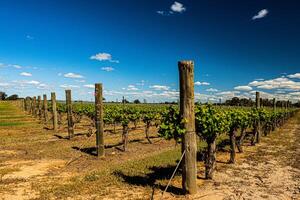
xmin=179 ymin=60 xmax=197 ymax=194
xmin=43 ymin=94 xmax=48 ymax=123
xmin=273 ymin=98 xmax=276 ymax=111
xmin=28 ymin=98 xmax=32 ymax=114
xmin=66 ymin=90 xmax=74 ymax=139
xmin=51 ymin=92 xmax=58 ymax=131
xmin=32 ymin=96 xmax=37 ymax=117
xmin=95 ymin=83 xmax=105 ymax=157
xmin=255 ymin=92 xmax=261 ymax=144
xmin=37 ymin=96 xmax=42 ymax=120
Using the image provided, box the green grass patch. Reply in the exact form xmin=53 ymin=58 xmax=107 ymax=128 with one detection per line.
xmin=0 ymin=121 xmax=26 ymax=127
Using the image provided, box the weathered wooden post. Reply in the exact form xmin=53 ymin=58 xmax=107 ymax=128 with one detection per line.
xmin=179 ymin=60 xmax=197 ymax=194
xmin=255 ymin=91 xmax=261 ymax=144
xmin=43 ymin=94 xmax=48 ymax=122
xmin=24 ymin=98 xmax=28 ymax=112
xmin=51 ymin=92 xmax=58 ymax=131
xmin=273 ymin=98 xmax=276 ymax=111
xmin=66 ymin=90 xmax=74 ymax=139
xmin=95 ymin=83 xmax=105 ymax=157
xmin=32 ymin=96 xmax=37 ymax=117
xmin=28 ymin=98 xmax=32 ymax=114
xmin=37 ymin=96 xmax=42 ymax=120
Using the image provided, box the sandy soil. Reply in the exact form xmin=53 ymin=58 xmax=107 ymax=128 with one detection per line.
xmin=0 ymin=103 xmax=299 ymax=200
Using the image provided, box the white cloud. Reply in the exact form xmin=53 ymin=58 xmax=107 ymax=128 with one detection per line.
xmin=150 ymin=85 xmax=170 ymax=90
xmin=252 ymin=9 xmax=268 ymax=20
xmin=76 ymin=80 xmax=86 ymax=83
xmin=26 ymin=80 xmax=40 ymax=85
xmin=20 ymin=72 xmax=32 ymax=77
xmin=157 ymin=11 xmax=165 ymax=15
xmin=64 ymin=73 xmax=84 ymax=79
xmin=249 ymin=77 xmax=300 ymax=91
xmin=0 ymin=82 xmax=11 ymax=87
xmin=60 ymin=84 xmax=80 ymax=89
xmin=101 ymin=67 xmax=115 ymax=72
xmin=121 ymin=85 xmax=139 ymax=91
xmin=83 ymin=84 xmax=95 ymax=89
xmin=287 ymin=73 xmax=300 ymax=79
xmin=234 ymin=85 xmax=252 ymax=91
xmin=90 ymin=53 xmax=119 ymax=63
xmin=171 ymin=1 xmax=186 ymax=13
xmin=195 ymin=81 xmax=210 ymax=86
xmin=36 ymin=83 xmax=48 ymax=89
xmin=206 ymin=88 xmax=218 ymax=92
xmin=12 ymin=64 xmax=22 ymax=69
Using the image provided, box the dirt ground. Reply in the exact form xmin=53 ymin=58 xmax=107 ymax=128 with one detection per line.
xmin=0 ymin=102 xmax=299 ymax=200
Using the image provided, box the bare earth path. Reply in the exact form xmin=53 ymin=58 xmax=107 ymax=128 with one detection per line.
xmin=0 ymin=102 xmax=299 ymax=200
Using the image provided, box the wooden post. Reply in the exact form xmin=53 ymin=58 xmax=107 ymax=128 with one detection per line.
xmin=179 ymin=60 xmax=197 ymax=194
xmin=51 ymin=92 xmax=58 ymax=131
xmin=28 ymin=98 xmax=32 ymax=114
xmin=66 ymin=90 xmax=74 ymax=139
xmin=95 ymin=83 xmax=105 ymax=157
xmin=255 ymin=92 xmax=261 ymax=144
xmin=273 ymin=98 xmax=276 ymax=111
xmin=256 ymin=92 xmax=260 ymax=108
xmin=37 ymin=96 xmax=42 ymax=120
xmin=32 ymin=96 xmax=37 ymax=117
xmin=43 ymin=94 xmax=48 ymax=122
xmin=24 ymin=97 xmax=28 ymax=112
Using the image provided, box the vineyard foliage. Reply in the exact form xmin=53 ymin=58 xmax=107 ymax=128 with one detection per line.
xmin=49 ymin=102 xmax=297 ymax=142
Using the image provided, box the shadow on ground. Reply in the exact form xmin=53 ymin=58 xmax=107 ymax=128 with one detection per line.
xmin=113 ymin=165 xmax=185 ymax=195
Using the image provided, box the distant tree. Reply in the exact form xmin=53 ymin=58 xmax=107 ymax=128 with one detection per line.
xmin=133 ymin=99 xmax=141 ymax=104
xmin=0 ymin=91 xmax=7 ymax=100
xmin=6 ymin=94 xmax=18 ymax=100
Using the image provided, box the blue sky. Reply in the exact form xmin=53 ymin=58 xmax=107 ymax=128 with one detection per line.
xmin=0 ymin=0 xmax=300 ymax=102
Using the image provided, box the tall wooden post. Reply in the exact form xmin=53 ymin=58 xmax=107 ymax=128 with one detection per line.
xmin=51 ymin=92 xmax=58 ymax=131
xmin=256 ymin=92 xmax=260 ymax=108
xmin=255 ymin=92 xmax=261 ymax=144
xmin=66 ymin=90 xmax=74 ymax=139
xmin=179 ymin=61 xmax=197 ymax=194
xmin=273 ymin=98 xmax=276 ymax=111
xmin=24 ymin=98 xmax=28 ymax=112
xmin=32 ymin=96 xmax=37 ymax=117
xmin=43 ymin=94 xmax=48 ymax=122
xmin=28 ymin=98 xmax=32 ymax=114
xmin=37 ymin=96 xmax=42 ymax=120
xmin=95 ymin=83 xmax=105 ymax=157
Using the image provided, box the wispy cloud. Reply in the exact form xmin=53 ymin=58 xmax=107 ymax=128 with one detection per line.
xmin=252 ymin=9 xmax=268 ymax=20
xmin=83 ymin=84 xmax=95 ymax=89
xmin=64 ymin=73 xmax=84 ymax=79
xmin=20 ymin=72 xmax=32 ymax=77
xmin=60 ymin=84 xmax=80 ymax=89
xmin=234 ymin=85 xmax=252 ymax=91
xmin=195 ymin=81 xmax=210 ymax=86
xmin=90 ymin=53 xmax=119 ymax=63
xmin=127 ymin=85 xmax=139 ymax=91
xmin=249 ymin=77 xmax=300 ymax=91
xmin=101 ymin=67 xmax=115 ymax=72
xmin=26 ymin=35 xmax=34 ymax=40
xmin=206 ymin=88 xmax=218 ymax=92
xmin=11 ymin=64 xmax=22 ymax=69
xmin=150 ymin=85 xmax=170 ymax=91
